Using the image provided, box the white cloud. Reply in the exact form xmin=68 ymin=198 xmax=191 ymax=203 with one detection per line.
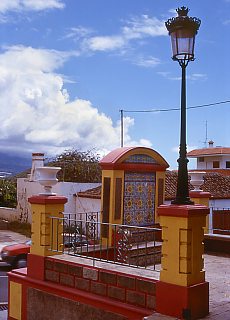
xmin=157 ymin=71 xmax=170 ymax=77
xmin=188 ymin=73 xmax=207 ymax=81
xmin=62 ymin=27 xmax=93 ymax=41
xmin=171 ymin=146 xmax=179 ymax=153
xmin=168 ymin=9 xmax=177 ymax=15
xmin=0 ymin=46 xmax=151 ymax=156
xmin=158 ymin=71 xmax=207 ymax=81
xmin=0 ymin=0 xmax=64 ymax=13
xmin=122 ymin=15 xmax=167 ymax=40
xmin=61 ymin=14 xmax=167 ymax=68
xmin=70 ymin=14 xmax=166 ymax=54
xmin=134 ymin=55 xmax=160 ymax=68
xmin=1 ymin=45 xmax=70 ymax=71
xmin=85 ymin=36 xmax=125 ymax=52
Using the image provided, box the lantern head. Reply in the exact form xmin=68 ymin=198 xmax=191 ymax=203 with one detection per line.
xmin=165 ymin=7 xmax=201 ymax=62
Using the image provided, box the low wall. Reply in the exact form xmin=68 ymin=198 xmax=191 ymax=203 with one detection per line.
xmin=213 ymin=210 xmax=230 ymax=235
xmin=45 ymin=256 xmax=157 ymax=311
xmin=8 ymin=255 xmax=158 ymax=320
xmin=0 ymin=207 xmax=18 ymax=222
xmin=204 ymin=234 xmax=230 ymax=254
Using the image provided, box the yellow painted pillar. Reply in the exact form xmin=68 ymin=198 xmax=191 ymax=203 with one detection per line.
xmin=101 ymin=170 xmax=124 ymax=246
xmin=190 ymin=191 xmax=211 ymax=234
xmin=8 ymin=195 xmax=68 ymax=320
xmin=29 ymin=195 xmax=67 ymax=256
xmin=27 ymin=195 xmax=67 ymax=280
xmin=9 ymin=281 xmax=22 ymax=320
xmin=155 ymin=171 xmax=166 ymax=224
xmin=156 ymin=204 xmax=209 ymax=320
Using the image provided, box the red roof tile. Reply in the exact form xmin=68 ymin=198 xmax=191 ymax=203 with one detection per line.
xmin=77 ymin=186 xmax=101 ymax=199
xmin=187 ymin=147 xmax=230 ymax=157
xmin=76 ymin=171 xmax=230 ymax=200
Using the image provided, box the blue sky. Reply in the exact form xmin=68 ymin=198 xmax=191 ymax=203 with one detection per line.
xmin=0 ymin=0 xmax=229 ymax=169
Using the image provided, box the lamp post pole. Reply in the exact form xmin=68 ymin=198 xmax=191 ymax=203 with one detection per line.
xmin=172 ymin=60 xmax=192 ymax=204
xmin=165 ymin=7 xmax=201 ymax=205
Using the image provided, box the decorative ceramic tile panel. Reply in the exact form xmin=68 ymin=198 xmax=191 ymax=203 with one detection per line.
xmin=123 ymin=172 xmax=156 ymax=226
xmin=124 ymin=154 xmax=158 ymax=164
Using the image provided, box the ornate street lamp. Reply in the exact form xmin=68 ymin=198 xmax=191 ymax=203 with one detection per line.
xmin=165 ymin=7 xmax=201 ymax=205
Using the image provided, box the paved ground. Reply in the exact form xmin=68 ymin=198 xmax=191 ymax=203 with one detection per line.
xmin=0 ymin=309 xmax=7 ymax=320
xmin=146 ymin=253 xmax=230 ymax=319
xmin=0 ymin=230 xmax=229 ymax=319
xmin=203 ymin=253 xmax=230 ymax=319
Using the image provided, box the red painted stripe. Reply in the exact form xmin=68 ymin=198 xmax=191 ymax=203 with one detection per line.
xmin=158 ymin=204 xmax=209 ymax=217
xmin=8 ymin=270 xmax=153 ymax=319
xmin=28 ymin=195 xmax=67 ymax=204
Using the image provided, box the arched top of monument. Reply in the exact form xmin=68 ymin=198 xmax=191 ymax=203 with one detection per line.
xmin=100 ymin=147 xmax=169 ymax=171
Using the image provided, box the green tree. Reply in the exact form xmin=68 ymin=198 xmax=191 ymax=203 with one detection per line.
xmin=48 ymin=149 xmax=102 ymax=183
xmin=0 ymin=178 xmax=17 ymax=208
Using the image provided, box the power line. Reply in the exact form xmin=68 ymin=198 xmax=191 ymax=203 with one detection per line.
xmin=121 ymin=99 xmax=230 ymax=113
xmin=119 ymin=99 xmax=230 ymax=147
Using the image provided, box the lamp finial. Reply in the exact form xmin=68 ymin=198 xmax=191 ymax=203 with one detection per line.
xmin=176 ymin=6 xmax=189 ymax=17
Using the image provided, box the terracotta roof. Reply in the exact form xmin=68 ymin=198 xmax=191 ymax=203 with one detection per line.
xmin=202 ymin=173 xmax=230 ymax=199
xmin=76 ymin=171 xmax=230 ymax=200
xmin=165 ymin=171 xmax=178 ymax=200
xmin=187 ymin=147 xmax=230 ymax=157
xmin=165 ymin=171 xmax=230 ymax=200
xmin=77 ymin=186 xmax=101 ymax=199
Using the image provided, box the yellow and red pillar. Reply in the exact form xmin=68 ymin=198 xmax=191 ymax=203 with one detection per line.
xmin=190 ymin=191 xmax=211 ymax=234
xmin=27 ymin=195 xmax=67 ymax=280
xmin=156 ymin=204 xmax=209 ymax=319
xmin=8 ymin=195 xmax=67 ymax=320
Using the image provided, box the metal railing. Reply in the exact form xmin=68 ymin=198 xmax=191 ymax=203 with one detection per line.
xmin=49 ymin=214 xmax=162 ymax=272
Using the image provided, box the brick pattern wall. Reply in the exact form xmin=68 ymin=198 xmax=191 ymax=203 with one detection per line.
xmin=45 ymin=258 xmax=156 ymax=310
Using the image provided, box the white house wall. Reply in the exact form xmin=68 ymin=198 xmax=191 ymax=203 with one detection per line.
xmin=75 ymin=196 xmax=101 ymax=215
xmin=17 ymin=178 xmax=100 ymax=223
xmin=196 ymin=155 xmax=230 ymax=170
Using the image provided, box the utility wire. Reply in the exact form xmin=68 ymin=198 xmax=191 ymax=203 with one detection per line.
xmin=122 ymin=99 xmax=230 ymax=113
xmin=119 ymin=99 xmax=230 ymax=147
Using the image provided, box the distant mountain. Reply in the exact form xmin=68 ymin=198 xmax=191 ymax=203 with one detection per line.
xmin=0 ymin=153 xmax=31 ymax=176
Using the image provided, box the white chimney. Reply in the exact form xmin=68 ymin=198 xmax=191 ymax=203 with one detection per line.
xmin=29 ymin=153 xmax=45 ymax=181
xmin=208 ymin=140 xmax=214 ymax=148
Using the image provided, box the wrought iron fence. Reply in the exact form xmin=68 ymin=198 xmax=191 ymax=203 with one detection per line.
xmin=49 ymin=213 xmax=162 ymax=272
xmin=209 ymin=207 xmax=230 ymax=235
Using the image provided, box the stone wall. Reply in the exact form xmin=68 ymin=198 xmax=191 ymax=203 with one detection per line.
xmin=0 ymin=207 xmax=18 ymax=222
xmin=27 ymin=288 xmax=127 ymax=320
xmin=45 ymin=257 xmax=157 ymax=311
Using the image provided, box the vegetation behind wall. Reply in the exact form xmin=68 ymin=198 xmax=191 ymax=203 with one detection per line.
xmin=48 ymin=149 xmax=102 ymax=183
xmin=0 ymin=178 xmax=17 ymax=208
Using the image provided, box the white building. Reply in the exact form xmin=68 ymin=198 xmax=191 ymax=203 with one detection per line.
xmin=187 ymin=141 xmax=230 ymax=172
xmin=16 ymin=153 xmax=100 ymax=223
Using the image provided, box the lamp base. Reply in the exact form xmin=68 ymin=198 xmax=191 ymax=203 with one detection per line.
xmin=171 ymin=197 xmax=194 ymax=205
xmin=39 ymin=192 xmax=57 ymax=196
